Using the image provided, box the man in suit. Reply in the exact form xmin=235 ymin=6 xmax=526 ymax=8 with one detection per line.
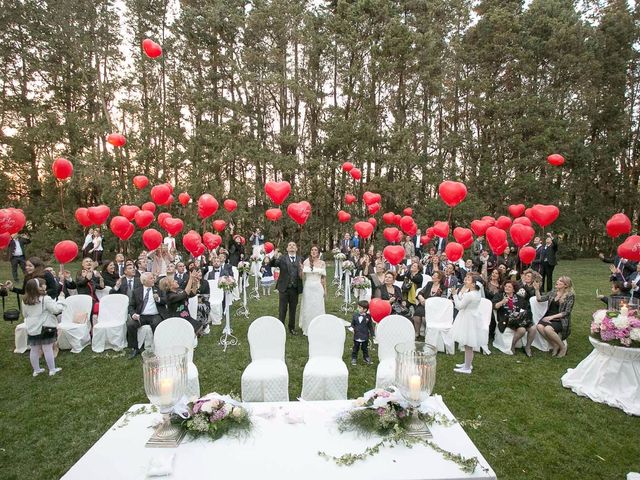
xmin=531 ymin=237 xmax=544 ymax=274
xmin=413 ymin=229 xmax=423 ymax=258
xmin=111 ymin=264 xmax=141 ymax=301
xmin=434 ymin=236 xmax=447 ymax=254
xmin=114 ymin=253 xmax=126 ymax=277
xmin=599 ymin=251 xmax=637 ymax=280
xmin=540 ymin=233 xmax=558 ymax=292
xmin=207 ymin=254 xmax=233 ymax=281
xmin=470 ymin=235 xmax=485 ymax=263
xmin=8 ymin=233 xmax=30 ymax=281
xmin=340 ymin=233 xmax=353 ymax=255
xmin=175 ymin=262 xmax=190 ymax=289
xmin=271 ymin=241 xmax=303 ymax=335
xmin=127 ymin=272 xmax=163 ymax=359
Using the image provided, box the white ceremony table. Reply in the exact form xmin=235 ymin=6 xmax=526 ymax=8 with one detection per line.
xmin=562 ymin=336 xmax=640 ymax=416
xmin=62 ymin=395 xmax=496 ymax=480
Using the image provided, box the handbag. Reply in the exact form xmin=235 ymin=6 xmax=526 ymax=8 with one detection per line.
xmin=2 ymin=291 xmax=21 ymax=322
xmin=40 ymin=325 xmax=57 ymax=339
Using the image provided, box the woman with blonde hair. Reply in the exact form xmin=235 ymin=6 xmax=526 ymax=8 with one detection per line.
xmin=534 ymin=276 xmax=575 ymax=357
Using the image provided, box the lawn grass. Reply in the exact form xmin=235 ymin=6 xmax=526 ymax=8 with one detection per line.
xmin=0 ymin=258 xmax=638 ymax=479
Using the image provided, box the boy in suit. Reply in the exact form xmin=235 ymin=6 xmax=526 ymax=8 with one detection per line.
xmin=351 ymin=300 xmax=374 ymax=365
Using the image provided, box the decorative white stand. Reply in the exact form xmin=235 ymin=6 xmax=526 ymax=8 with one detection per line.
xmin=561 ymin=336 xmax=640 ymax=416
xmin=219 ymin=291 xmax=238 ymax=352
xmin=236 ymin=272 xmax=249 ymax=318
xmin=340 ymin=270 xmax=355 ymax=314
xmin=250 ymin=260 xmax=261 ymax=300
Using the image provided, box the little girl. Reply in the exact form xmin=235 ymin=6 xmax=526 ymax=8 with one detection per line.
xmin=260 ymin=257 xmax=275 ymax=296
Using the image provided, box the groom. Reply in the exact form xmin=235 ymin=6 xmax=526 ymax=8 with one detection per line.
xmin=272 ymin=241 xmax=303 ymax=335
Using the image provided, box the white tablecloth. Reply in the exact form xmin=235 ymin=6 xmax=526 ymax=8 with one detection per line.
xmin=62 ymin=396 xmax=496 ymax=480
xmin=562 ymin=336 xmax=640 ymax=416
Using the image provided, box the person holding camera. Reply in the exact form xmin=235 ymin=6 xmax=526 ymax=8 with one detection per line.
xmin=540 ymin=233 xmax=558 ymax=292
xmin=249 ymin=228 xmax=265 ymax=259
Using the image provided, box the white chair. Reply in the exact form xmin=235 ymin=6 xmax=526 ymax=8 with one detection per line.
xmin=208 ymin=280 xmax=223 ymax=326
xmin=188 ymin=296 xmax=198 ymax=320
xmin=421 ymin=275 xmax=432 ymax=289
xmin=476 ymin=298 xmax=493 ymax=354
xmin=154 ymin=317 xmax=200 ymax=400
xmin=424 ymin=297 xmax=455 ymax=354
xmin=241 ymin=316 xmax=289 ymax=402
xmin=301 ymin=315 xmax=348 ymax=400
xmin=91 ymin=294 xmax=128 ymax=353
xmin=95 ymin=286 xmax=112 ymax=301
xmin=58 ymin=295 xmax=92 ymax=353
xmin=529 ymin=297 xmax=567 ymax=351
xmin=375 ymin=315 xmax=415 ymax=388
xmin=14 ymin=323 xmax=29 ymax=354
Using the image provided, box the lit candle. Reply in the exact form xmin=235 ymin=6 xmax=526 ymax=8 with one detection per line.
xmin=409 ymin=374 xmax=421 ymax=402
xmin=159 ymin=377 xmax=174 ymax=404
xmin=620 ymin=303 xmax=629 ymax=318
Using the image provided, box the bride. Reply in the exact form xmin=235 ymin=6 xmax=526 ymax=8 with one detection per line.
xmin=299 ymin=245 xmax=327 ymax=335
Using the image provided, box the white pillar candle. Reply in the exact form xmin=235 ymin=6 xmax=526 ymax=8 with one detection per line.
xmin=409 ymin=374 xmax=421 ymax=402
xmin=159 ymin=377 xmax=174 ymax=404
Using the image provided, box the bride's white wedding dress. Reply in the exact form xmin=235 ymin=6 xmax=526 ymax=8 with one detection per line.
xmin=299 ymin=262 xmax=326 ymax=335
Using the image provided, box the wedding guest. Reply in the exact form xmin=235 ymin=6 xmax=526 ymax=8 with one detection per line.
xmin=397 ymin=262 xmax=423 ymax=313
xmin=471 ymin=235 xmax=485 ymax=263
xmin=163 ymin=233 xmax=176 ymax=252
xmin=175 ymin=262 xmax=190 ymax=289
xmin=114 ymin=253 xmax=126 ymax=276
xmin=75 ymin=258 xmax=104 ymax=317
xmin=540 ymin=233 xmax=558 ymax=292
xmin=299 ymin=245 xmax=327 ymax=336
xmin=260 ymin=256 xmax=275 ymax=296
xmin=158 ymin=275 xmax=203 ymax=336
xmin=271 ymin=242 xmax=303 ymax=335
xmin=149 ymin=245 xmax=174 ymax=277
xmin=81 ymin=228 xmax=95 ymax=258
xmin=403 ymin=235 xmax=415 ymax=262
xmin=534 ymin=276 xmax=575 ymax=357
xmin=89 ymin=229 xmax=103 ymax=264
xmin=22 ymin=278 xmax=63 ymax=377
xmin=369 ymin=261 xmax=386 ymax=291
xmin=617 ymin=262 xmax=640 ymax=301
xmin=249 ymin=228 xmax=265 ymax=259
xmin=189 ymin=267 xmax=210 ymax=330
xmin=442 ymin=263 xmax=459 ymax=297
xmin=493 ymin=280 xmax=535 ymax=356
xmin=101 ymin=261 xmax=119 ymax=288
xmin=128 ymin=272 xmax=163 ymax=359
xmin=110 ymin=264 xmax=140 ymax=301
xmin=413 ymin=271 xmax=445 ymax=339
xmin=596 ymin=281 xmax=631 ymax=307
xmin=228 ymin=235 xmax=245 ymax=267
xmin=6 ymin=257 xmax=59 ymax=300
xmin=340 ymin=233 xmax=353 ymax=255
xmin=484 ymin=269 xmax=503 ymax=301
xmin=451 ymin=273 xmax=485 ymax=374
xmin=8 ymin=232 xmax=30 ymax=281
xmin=351 ymin=300 xmax=374 ymax=365
xmin=374 ymin=271 xmax=403 ymax=315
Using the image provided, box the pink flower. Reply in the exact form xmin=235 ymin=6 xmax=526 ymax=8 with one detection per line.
xmin=376 ymin=407 xmax=386 ymax=416
xmin=620 ymin=337 xmax=632 ymax=347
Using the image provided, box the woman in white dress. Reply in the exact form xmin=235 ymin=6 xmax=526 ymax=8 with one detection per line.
xmin=451 ymin=273 xmax=484 ymax=374
xmin=299 ymin=245 xmax=327 ymax=335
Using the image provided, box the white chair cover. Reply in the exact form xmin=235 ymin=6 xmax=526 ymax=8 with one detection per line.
xmin=208 ymin=280 xmax=223 ymax=326
xmin=476 ymin=298 xmax=493 ymax=354
xmin=14 ymin=323 xmax=29 ymax=353
xmin=231 ymin=266 xmax=240 ymax=301
xmin=241 ymin=316 xmax=289 ymax=402
xmin=188 ymin=296 xmax=198 ymax=320
xmin=301 ymin=315 xmax=348 ymax=400
xmin=91 ymin=294 xmax=128 ymax=353
xmin=375 ymin=315 xmax=415 ymax=388
xmin=58 ymin=295 xmax=92 ymax=353
xmin=154 ymin=317 xmax=200 ymax=400
xmin=530 ymin=297 xmax=553 ymax=351
xmin=491 ymin=311 xmax=522 ymax=354
xmin=95 ymin=286 xmax=112 ymax=301
xmin=424 ymin=297 xmax=455 ymax=354
xmin=421 ymin=275 xmax=432 ymax=289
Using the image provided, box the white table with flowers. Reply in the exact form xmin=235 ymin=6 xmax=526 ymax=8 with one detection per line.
xmin=61 ymin=396 xmax=496 ymax=480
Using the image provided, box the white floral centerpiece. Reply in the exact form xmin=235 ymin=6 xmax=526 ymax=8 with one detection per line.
xmin=342 ymin=260 xmax=355 ymax=272
xmin=591 ymin=308 xmax=640 ymax=348
xmin=237 ymin=261 xmax=251 ymax=275
xmin=351 ymin=275 xmax=371 ymax=290
xmin=218 ymin=276 xmax=237 ymax=293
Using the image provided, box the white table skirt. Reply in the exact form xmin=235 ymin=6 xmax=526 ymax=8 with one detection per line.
xmin=62 ymin=396 xmax=496 ymax=480
xmin=561 ymin=336 xmax=640 ymax=416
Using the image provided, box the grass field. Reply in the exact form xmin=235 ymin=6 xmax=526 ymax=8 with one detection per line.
xmin=0 ymin=258 xmax=638 ymax=479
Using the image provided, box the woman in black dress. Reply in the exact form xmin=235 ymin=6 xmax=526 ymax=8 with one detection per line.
xmin=374 ymin=271 xmax=403 ymax=315
xmin=101 ymin=261 xmax=119 ymax=288
xmin=493 ymin=280 xmax=535 ymax=356
xmin=534 ymin=276 xmax=575 ymax=357
xmin=413 ymin=271 xmax=445 ymax=340
xmin=159 ymin=276 xmax=203 ymax=336
xmin=8 ymin=257 xmax=59 ymax=300
xmin=397 ymin=262 xmax=423 ymax=315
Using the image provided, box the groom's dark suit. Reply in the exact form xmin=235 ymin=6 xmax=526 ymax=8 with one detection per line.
xmin=272 ymin=253 xmax=303 ymax=332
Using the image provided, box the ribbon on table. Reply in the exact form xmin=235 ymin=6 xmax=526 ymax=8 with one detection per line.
xmin=171 ymin=396 xmax=191 ymax=418
xmin=344 ymin=270 xmax=351 ymax=303
xmin=223 ymin=291 xmax=232 ymax=334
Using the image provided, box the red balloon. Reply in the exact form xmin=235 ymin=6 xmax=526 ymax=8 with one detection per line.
xmin=150 ymin=184 xmax=171 ymax=205
xmin=134 ymin=210 xmax=154 ymax=228
xmin=74 ymin=208 xmax=93 ymax=227
xmin=470 ymin=220 xmax=489 ymax=237
xmin=547 ymin=154 xmax=565 ymax=166
xmin=122 ymin=222 xmax=135 ymax=241
xmin=163 ymin=218 xmax=184 ymax=236
xmin=399 ymin=216 xmax=415 ymax=235
xmin=345 ymin=193 xmax=357 ymax=205
xmin=162 ymin=194 xmax=174 ymax=206
xmin=524 ymin=208 xmax=534 ymax=220
xmin=486 ymin=227 xmax=508 ymax=255
xmin=363 ymin=192 xmax=381 ymax=206
xmin=264 ymin=242 xmax=274 ymax=254
xmin=453 ymin=227 xmax=473 ymax=248
xmin=5 ymin=209 xmax=26 ymax=234
xmin=0 ymin=233 xmax=11 ymax=249
xmin=265 ymin=208 xmax=282 ymax=222
xmin=133 ymin=175 xmax=149 ymax=189
xmin=183 ymin=231 xmax=202 ymax=255
xmin=368 ymin=218 xmax=377 ymax=228
xmin=433 ymin=221 xmax=449 ymax=238
xmin=354 ymin=221 xmax=374 ymax=239
xmin=142 ymin=229 xmax=162 ymax=251
xmin=495 ymin=215 xmax=512 ymax=231
xmin=178 ymin=192 xmax=191 ymax=207
xmin=383 ymin=245 xmax=405 ymax=266
xmin=369 ymin=298 xmax=392 ymax=323
xmin=606 ymin=213 xmax=632 ymax=239
xmin=519 ymin=246 xmax=536 ymax=265
xmin=342 ymin=162 xmax=354 ymax=172
xmin=87 ymin=205 xmax=110 ymax=225
xmin=201 ymin=232 xmax=221 ymax=251
xmin=54 ymin=240 xmax=78 ymax=264
xmin=110 ymin=216 xmax=133 ymax=240
xmin=287 ymin=201 xmax=312 ymax=225
xmin=264 ymin=181 xmax=291 ymax=206
xmin=382 ymin=212 xmax=395 ymax=225
xmin=394 ymin=214 xmax=402 ymax=226
xmin=52 ymin=157 xmax=73 ymax=180
xmin=513 ymin=217 xmax=532 ymax=227
xmin=223 ymin=199 xmax=238 ymax=213
xmin=530 ymin=204 xmax=560 ymax=227
xmin=119 ymin=205 xmax=139 ymax=221
xmin=508 ymin=204 xmax=525 ymax=218
xmin=617 ymin=235 xmax=640 ymax=261
xmin=142 ymin=38 xmax=162 ymax=58
xmin=510 ymin=224 xmax=535 ymax=247
xmin=383 ymin=227 xmax=402 ymax=243
xmin=157 ymin=212 xmax=172 ymax=229
xmin=212 ymin=220 xmax=227 ymax=232
xmin=438 ymin=181 xmax=467 ymax=207
xmin=445 ymin=242 xmax=464 ymax=262
xmin=198 ymin=194 xmax=219 ymax=219
xmin=337 ymin=210 xmax=351 ymax=223
xmin=141 ymin=202 xmax=156 ymax=213
xmin=403 ymin=208 xmax=413 ymax=216
xmin=106 ymin=133 xmax=126 ymax=147
xmin=406 ymin=222 xmax=418 ymax=236
xmin=164 ymin=182 xmax=174 ymax=194
xmin=482 ymin=216 xmax=496 ymax=226
xmin=193 ymin=243 xmax=206 ymax=257
xmin=420 ymin=234 xmax=432 ymax=245
xmin=350 ymin=168 xmax=361 ymax=180
xmin=367 ymin=202 xmax=381 ymax=215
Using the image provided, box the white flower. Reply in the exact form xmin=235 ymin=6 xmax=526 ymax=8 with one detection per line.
xmin=200 ymin=400 xmax=214 ymax=413
xmin=354 ymin=397 xmax=366 ymax=407
xmin=592 ymin=310 xmax=606 ymax=326
xmin=630 ymin=328 xmax=640 ymax=342
xmin=231 ymin=406 xmax=245 ymax=418
xmin=613 ymin=316 xmax=630 ymax=329
xmin=372 ymin=396 xmax=391 ymax=408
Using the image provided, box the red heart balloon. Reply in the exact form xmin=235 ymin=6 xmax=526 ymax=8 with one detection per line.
xmin=337 ymin=210 xmax=351 ymax=223
xmin=157 ymin=213 xmax=172 ymax=229
xmin=384 ymin=227 xmax=402 ymax=243
xmin=74 ymin=208 xmax=93 ymax=227
xmin=106 ymin=133 xmax=126 ymax=147
xmin=163 ymin=218 xmax=184 ymax=236
xmin=198 ymin=194 xmax=219 ymax=219
xmin=432 ymin=221 xmax=449 ymax=238
xmin=52 ymin=157 xmax=73 ymax=180
xmin=367 ymin=202 xmax=381 ymax=215
xmin=445 ymin=242 xmax=464 ymax=262
xmin=0 ymin=233 xmax=11 ymax=249
xmin=383 ymin=245 xmax=405 ymax=266
xmin=342 ymin=162 xmax=354 ymax=172
xmin=0 ymin=208 xmax=26 ymax=235
xmin=406 ymin=223 xmax=417 ymax=236
xmin=547 ymin=154 xmax=565 ymax=166
xmin=178 ymin=192 xmax=191 ymax=207
xmin=134 ymin=210 xmax=154 ymax=228
xmin=54 ymin=240 xmax=79 ymax=264
xmin=369 ymin=298 xmax=392 ymax=323
xmin=509 ymin=224 xmax=535 ymax=247
xmin=470 ymin=220 xmax=489 ymax=237
xmin=363 ymin=191 xmax=382 ymax=205
xmin=164 ymin=182 xmax=174 ymax=193
xmin=119 ymin=205 xmax=140 ymax=221
xmin=265 ymin=208 xmax=282 ymax=222
xmin=368 ymin=217 xmax=377 ymax=228
xmin=400 ymin=216 xmax=415 ymax=235
xmin=403 ymin=208 xmax=413 ymax=216
xmin=495 ymin=215 xmax=512 ymax=231
xmin=524 ymin=208 xmax=534 ymax=220
xmin=203 ymin=232 xmax=222 ymax=250
xmin=530 ymin=204 xmax=560 ymax=227
xmin=141 ymin=202 xmax=156 ymax=213
xmin=350 ymin=168 xmax=362 ymax=180
xmin=133 ymin=175 xmax=148 ymax=189
xmin=223 ymin=199 xmax=238 ymax=213
xmin=519 ymin=246 xmax=536 ymax=265
xmin=193 ymin=243 xmax=206 ymax=257
xmin=183 ymin=231 xmax=202 ymax=255
xmin=508 ymin=204 xmax=525 ymax=218
xmin=87 ymin=205 xmax=110 ymax=225
xmin=150 ymin=184 xmax=171 ymax=205
xmin=420 ymin=234 xmax=432 ymax=245
xmin=265 ymin=181 xmax=291 ymax=206
xmin=617 ymin=235 xmax=640 ymax=261
xmin=142 ymin=38 xmax=162 ymax=58
xmin=354 ymin=221 xmax=374 ymax=239
xmin=453 ymin=227 xmax=473 ymax=248
xmin=486 ymin=226 xmax=508 ymax=254
xmin=110 ymin=216 xmax=133 ymax=240
xmin=287 ymin=201 xmax=312 ymax=225
xmin=212 ymin=220 xmax=227 ymax=232
xmin=513 ymin=217 xmax=532 ymax=227
xmin=122 ymin=222 xmax=135 ymax=241
xmin=382 ymin=212 xmax=395 ymax=225
xmin=438 ymin=181 xmax=467 ymax=207
xmin=345 ymin=193 xmax=357 ymax=204
xmin=142 ymin=229 xmax=162 ymax=251
xmin=394 ymin=214 xmax=402 ymax=226
xmin=162 ymin=195 xmax=174 ymax=206
xmin=482 ymin=216 xmax=496 ymax=226
xmin=606 ymin=213 xmax=631 ymax=238
xmin=264 ymin=242 xmax=274 ymax=254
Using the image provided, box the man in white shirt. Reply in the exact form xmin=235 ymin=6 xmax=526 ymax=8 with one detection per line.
xmin=9 ymin=233 xmax=30 ymax=281
xmin=81 ymin=228 xmax=94 ymax=257
xmin=127 ymin=272 xmax=162 ymax=358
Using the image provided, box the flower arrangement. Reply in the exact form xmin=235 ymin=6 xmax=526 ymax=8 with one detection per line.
xmin=591 ymin=309 xmax=640 ymax=348
xmin=217 ymin=276 xmax=237 ymax=292
xmin=237 ymin=261 xmax=251 ymax=274
xmin=171 ymin=393 xmax=252 ymax=441
xmin=342 ymin=260 xmax=355 ymax=272
xmin=250 ymin=254 xmax=261 ymax=263
xmin=334 ymin=252 xmax=346 ymax=261
xmin=351 ymin=276 xmax=371 ymax=290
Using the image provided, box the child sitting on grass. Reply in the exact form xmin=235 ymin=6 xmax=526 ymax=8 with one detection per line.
xmin=351 ymin=300 xmax=374 ymax=365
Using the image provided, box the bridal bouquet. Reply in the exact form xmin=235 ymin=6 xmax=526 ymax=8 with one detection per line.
xmin=237 ymin=261 xmax=251 ymax=274
xmin=218 ymin=276 xmax=237 ymax=292
xmin=342 ymin=260 xmax=355 ymax=272
xmin=591 ymin=309 xmax=640 ymax=348
xmin=351 ymin=276 xmax=371 ymax=290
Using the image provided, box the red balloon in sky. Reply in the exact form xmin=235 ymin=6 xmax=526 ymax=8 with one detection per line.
xmin=54 ymin=240 xmax=79 ymax=264
xmin=142 ymin=39 xmax=163 ymax=58
xmin=133 ymin=175 xmax=149 ymax=189
xmin=52 ymin=157 xmax=73 ymax=180
xmin=349 ymin=168 xmax=361 ymax=180
xmin=107 ymin=133 xmax=126 ymax=147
